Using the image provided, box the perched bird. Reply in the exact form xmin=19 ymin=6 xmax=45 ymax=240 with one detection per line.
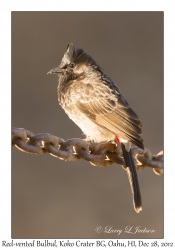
xmin=48 ymin=43 xmax=144 ymax=213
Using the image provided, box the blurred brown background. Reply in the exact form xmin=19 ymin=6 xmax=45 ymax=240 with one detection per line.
xmin=12 ymin=12 xmax=163 ymax=238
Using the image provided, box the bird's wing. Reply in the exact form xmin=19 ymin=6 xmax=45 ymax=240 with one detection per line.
xmin=74 ymin=81 xmax=143 ymax=148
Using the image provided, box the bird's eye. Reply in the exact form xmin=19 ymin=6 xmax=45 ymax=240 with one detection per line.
xmin=70 ymin=63 xmax=75 ymax=68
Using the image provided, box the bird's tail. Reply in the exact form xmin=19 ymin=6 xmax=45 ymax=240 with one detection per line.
xmin=121 ymin=142 xmax=142 ymax=213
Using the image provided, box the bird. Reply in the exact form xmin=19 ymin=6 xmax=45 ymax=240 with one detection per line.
xmin=47 ymin=43 xmax=144 ymax=213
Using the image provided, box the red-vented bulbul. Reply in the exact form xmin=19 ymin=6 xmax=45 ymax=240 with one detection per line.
xmin=48 ymin=43 xmax=144 ymax=213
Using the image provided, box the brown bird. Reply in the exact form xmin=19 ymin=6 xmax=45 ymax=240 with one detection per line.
xmin=48 ymin=43 xmax=144 ymax=213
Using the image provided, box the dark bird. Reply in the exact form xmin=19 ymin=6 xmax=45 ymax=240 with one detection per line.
xmin=48 ymin=43 xmax=144 ymax=213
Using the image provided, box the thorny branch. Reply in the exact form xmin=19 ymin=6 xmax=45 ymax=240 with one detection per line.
xmin=12 ymin=127 xmax=163 ymax=176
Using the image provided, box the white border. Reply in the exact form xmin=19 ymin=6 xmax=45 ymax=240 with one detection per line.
xmin=0 ymin=0 xmax=175 ymax=248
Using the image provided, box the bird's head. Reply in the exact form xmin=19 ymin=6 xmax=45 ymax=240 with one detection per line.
xmin=47 ymin=43 xmax=101 ymax=81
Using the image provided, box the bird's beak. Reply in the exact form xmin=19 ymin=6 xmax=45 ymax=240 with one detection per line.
xmin=47 ymin=67 xmax=64 ymax=75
